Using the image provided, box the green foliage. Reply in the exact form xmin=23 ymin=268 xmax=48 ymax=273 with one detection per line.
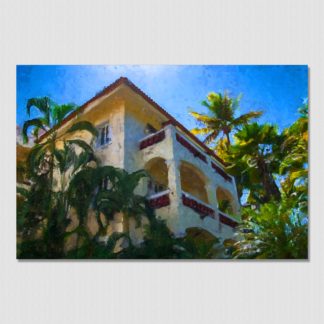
xmin=229 ymin=197 xmax=308 ymax=259
xmin=222 ymin=123 xmax=282 ymax=203
xmin=22 ymin=96 xmax=78 ymax=143
xmin=17 ymin=92 xmax=309 ymax=260
xmin=180 ymin=228 xmax=220 ymax=259
xmin=66 ymin=121 xmax=98 ymax=137
xmin=118 ymin=217 xmax=221 ymax=259
xmin=190 ymin=91 xmax=262 ymax=146
xmin=218 ymin=199 xmax=232 ymax=214
xmin=279 ymin=102 xmax=308 ymax=205
xmin=119 ymin=217 xmax=182 ymax=259
xmin=212 ymin=102 xmax=308 ymax=259
xmin=52 ymin=103 xmax=77 ymax=125
xmin=188 ymin=94 xmax=308 ymax=259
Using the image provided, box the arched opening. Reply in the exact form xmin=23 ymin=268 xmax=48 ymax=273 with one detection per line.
xmin=180 ymin=161 xmax=209 ymax=204
xmin=184 ymin=227 xmax=220 ymax=258
xmin=144 ymin=157 xmax=168 ymax=196
xmin=216 ymin=187 xmax=236 ymax=215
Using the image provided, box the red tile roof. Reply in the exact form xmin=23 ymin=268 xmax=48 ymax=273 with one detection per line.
xmin=38 ymin=77 xmax=226 ymax=166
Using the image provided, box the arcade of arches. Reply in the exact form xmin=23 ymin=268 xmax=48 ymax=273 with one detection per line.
xmin=144 ymin=158 xmax=236 ymax=214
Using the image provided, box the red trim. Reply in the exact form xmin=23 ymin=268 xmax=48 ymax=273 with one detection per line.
xmin=182 ymin=194 xmax=215 ymax=219
xmin=37 ymin=77 xmax=226 ymax=166
xmin=219 ymin=212 xmax=238 ymax=228
xmin=149 ymin=193 xmax=170 ymax=209
xmin=139 ymin=130 xmax=165 ymax=150
xmin=176 ymin=133 xmax=207 ymax=163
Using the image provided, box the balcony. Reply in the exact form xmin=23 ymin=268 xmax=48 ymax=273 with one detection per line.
xmin=139 ymin=124 xmax=234 ymax=187
xmin=182 ymin=191 xmax=215 ymax=219
xmin=218 ymin=211 xmax=239 ymax=228
xmin=148 ymin=190 xmax=170 ymax=209
xmin=139 ymin=129 xmax=166 ymax=150
xmin=176 ymin=133 xmax=207 ymax=163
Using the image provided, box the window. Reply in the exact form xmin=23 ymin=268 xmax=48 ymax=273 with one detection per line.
xmin=97 ymin=123 xmax=111 ymax=147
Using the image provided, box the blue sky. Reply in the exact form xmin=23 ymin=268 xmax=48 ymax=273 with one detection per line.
xmin=16 ymin=65 xmax=308 ymax=131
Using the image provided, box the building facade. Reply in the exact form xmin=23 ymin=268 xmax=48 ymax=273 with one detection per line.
xmin=39 ymin=77 xmax=240 ymax=245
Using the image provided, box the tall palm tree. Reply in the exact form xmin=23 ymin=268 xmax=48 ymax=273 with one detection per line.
xmin=190 ymin=92 xmax=262 ymax=147
xmin=225 ymin=123 xmax=282 ymax=204
xmin=22 ymin=96 xmax=77 ymax=143
xmin=68 ymin=166 xmax=148 ymax=238
xmin=18 ymin=120 xmax=98 ymax=258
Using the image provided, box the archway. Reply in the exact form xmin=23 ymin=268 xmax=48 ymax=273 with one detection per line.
xmin=216 ymin=187 xmax=236 ymax=215
xmin=179 ymin=161 xmax=209 ymax=204
xmin=144 ymin=157 xmax=168 ymax=196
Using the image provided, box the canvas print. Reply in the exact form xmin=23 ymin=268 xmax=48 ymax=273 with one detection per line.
xmin=16 ymin=65 xmax=308 ymax=259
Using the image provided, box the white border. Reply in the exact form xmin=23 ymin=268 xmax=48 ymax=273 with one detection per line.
xmin=1 ymin=1 xmax=323 ymax=324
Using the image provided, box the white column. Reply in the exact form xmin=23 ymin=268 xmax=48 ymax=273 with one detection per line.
xmin=206 ymin=182 xmax=220 ymax=230
xmin=165 ymin=158 xmax=182 ymax=233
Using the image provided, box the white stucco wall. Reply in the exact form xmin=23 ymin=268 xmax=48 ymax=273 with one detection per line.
xmin=60 ymin=88 xmax=241 ymax=244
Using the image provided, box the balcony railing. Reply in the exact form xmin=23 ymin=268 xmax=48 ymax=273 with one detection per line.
xmin=176 ymin=133 xmax=207 ymax=163
xmin=218 ymin=211 xmax=239 ymax=228
xmin=148 ymin=190 xmax=170 ymax=209
xmin=139 ymin=129 xmax=166 ymax=150
xmin=182 ymin=192 xmax=215 ymax=219
xmin=138 ymin=125 xmax=233 ymax=184
xmin=211 ymin=162 xmax=232 ymax=182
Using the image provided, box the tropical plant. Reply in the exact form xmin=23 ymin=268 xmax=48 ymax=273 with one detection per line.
xmin=218 ymin=123 xmax=283 ymax=204
xmin=279 ymin=102 xmax=308 ymax=211
xmin=118 ymin=216 xmax=183 ymax=259
xmin=229 ymin=197 xmax=308 ymax=259
xmin=190 ymin=91 xmax=262 ymax=146
xmin=22 ymin=96 xmax=77 ymax=143
xmin=67 ymin=166 xmax=148 ymax=256
xmin=17 ymin=120 xmax=98 ymax=258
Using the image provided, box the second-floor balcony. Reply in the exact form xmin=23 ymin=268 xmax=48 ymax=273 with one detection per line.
xmin=139 ymin=129 xmax=166 ymax=150
xmin=148 ymin=190 xmax=171 ymax=209
xmin=139 ymin=123 xmax=240 ymax=236
xmin=138 ymin=123 xmax=234 ymax=184
xmin=182 ymin=191 xmax=215 ymax=218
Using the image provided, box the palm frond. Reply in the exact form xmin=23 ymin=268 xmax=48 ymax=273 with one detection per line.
xmin=52 ymin=103 xmax=78 ymax=124
xmin=191 ymin=127 xmax=211 ymax=135
xmin=203 ymin=130 xmax=220 ymax=144
xmin=232 ymin=111 xmax=263 ymax=128
xmin=26 ymin=97 xmax=51 ymax=117
xmin=67 ymin=139 xmax=94 ymax=155
xmin=22 ymin=118 xmax=47 ymax=143
xmin=189 ymin=111 xmax=215 ymax=124
xmin=66 ymin=121 xmax=98 ymax=137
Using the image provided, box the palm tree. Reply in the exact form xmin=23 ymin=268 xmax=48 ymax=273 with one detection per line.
xmin=280 ymin=102 xmax=308 ymax=209
xmin=224 ymin=123 xmax=282 ymax=204
xmin=68 ymin=167 xmax=148 ymax=237
xmin=18 ymin=120 xmax=98 ymax=258
xmin=22 ymin=96 xmax=77 ymax=143
xmin=190 ymin=91 xmax=262 ymax=147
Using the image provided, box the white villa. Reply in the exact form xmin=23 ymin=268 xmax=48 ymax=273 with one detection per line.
xmin=37 ymin=77 xmax=241 ymax=246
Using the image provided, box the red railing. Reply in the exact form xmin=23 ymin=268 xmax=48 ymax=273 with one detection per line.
xmin=149 ymin=192 xmax=170 ymax=209
xmin=176 ymin=133 xmax=207 ymax=163
xmin=211 ymin=162 xmax=232 ymax=182
xmin=139 ymin=130 xmax=166 ymax=150
xmin=182 ymin=193 xmax=214 ymax=218
xmin=219 ymin=212 xmax=239 ymax=228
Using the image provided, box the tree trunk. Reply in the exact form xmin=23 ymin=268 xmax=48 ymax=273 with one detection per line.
xmin=225 ymin=131 xmax=231 ymax=147
xmin=257 ymin=159 xmax=281 ymax=202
